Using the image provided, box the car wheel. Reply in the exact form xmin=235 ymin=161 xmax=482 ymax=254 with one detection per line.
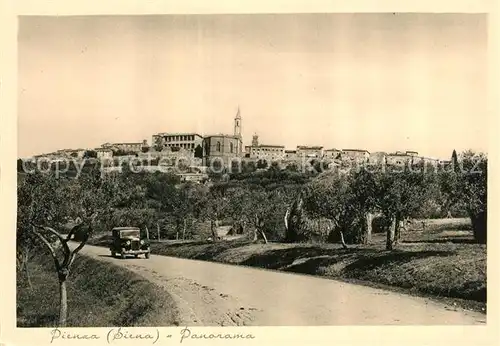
xmin=145 ymin=253 xmax=150 ymax=259
xmin=134 ymin=254 xmax=139 ymax=258
xmin=111 ymin=251 xmax=116 ymax=257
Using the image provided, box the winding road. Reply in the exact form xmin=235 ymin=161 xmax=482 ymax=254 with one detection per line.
xmin=78 ymin=244 xmax=486 ymax=326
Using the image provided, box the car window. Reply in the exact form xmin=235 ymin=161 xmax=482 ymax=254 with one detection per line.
xmin=119 ymin=230 xmax=140 ymax=238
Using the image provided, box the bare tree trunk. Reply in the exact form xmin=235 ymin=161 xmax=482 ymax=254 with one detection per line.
xmin=394 ymin=217 xmax=401 ymax=244
xmin=386 ymin=217 xmax=396 ymax=250
xmin=59 ymin=279 xmax=68 ymax=327
xmin=157 ymin=222 xmax=161 ymax=241
xmin=364 ymin=213 xmax=372 ymax=245
xmin=25 ymin=258 xmax=32 ymax=290
xmin=183 ymin=219 xmax=186 ymax=240
xmin=338 ymin=228 xmax=348 ymax=249
xmin=211 ymin=220 xmax=218 ymax=242
xmin=19 ymin=247 xmax=33 ymax=289
xmin=284 ymin=208 xmax=289 ymax=232
xmin=259 ymin=230 xmax=268 ymax=244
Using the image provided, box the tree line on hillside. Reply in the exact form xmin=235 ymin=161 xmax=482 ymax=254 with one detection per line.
xmin=17 ymin=149 xmax=487 ymax=248
xmin=286 ymin=150 xmax=487 ymax=249
xmin=16 ymin=149 xmax=487 ymax=326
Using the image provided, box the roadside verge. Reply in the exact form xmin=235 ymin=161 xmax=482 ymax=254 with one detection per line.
xmin=16 ymin=251 xmax=180 ymax=327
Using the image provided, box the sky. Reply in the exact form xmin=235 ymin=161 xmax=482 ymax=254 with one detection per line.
xmin=18 ymin=14 xmax=488 ymax=159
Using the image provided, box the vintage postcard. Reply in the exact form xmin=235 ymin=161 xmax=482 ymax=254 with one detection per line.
xmin=1 ymin=1 xmax=498 ymax=346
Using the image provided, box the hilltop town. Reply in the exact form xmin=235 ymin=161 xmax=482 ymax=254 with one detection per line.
xmin=27 ymin=108 xmax=449 ymax=180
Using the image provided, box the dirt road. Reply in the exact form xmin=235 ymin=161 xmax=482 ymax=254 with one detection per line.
xmin=79 ymin=244 xmax=486 ymax=326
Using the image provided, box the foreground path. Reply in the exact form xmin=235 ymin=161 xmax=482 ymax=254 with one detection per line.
xmin=79 ymin=244 xmax=486 ymax=326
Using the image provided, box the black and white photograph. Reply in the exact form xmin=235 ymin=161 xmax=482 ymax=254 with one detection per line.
xmin=5 ymin=4 xmax=494 ymax=339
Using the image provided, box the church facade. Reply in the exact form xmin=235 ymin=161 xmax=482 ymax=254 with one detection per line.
xmin=202 ymin=108 xmax=243 ymax=168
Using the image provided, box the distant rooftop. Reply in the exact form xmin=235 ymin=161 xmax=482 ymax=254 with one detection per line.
xmin=342 ymin=149 xmax=370 ymax=153
xmin=204 ymin=134 xmax=241 ymax=139
xmin=155 ymin=132 xmax=203 ymax=138
xmin=387 ymin=153 xmax=409 ymax=157
xmin=103 ymin=141 xmax=144 ymax=146
xmin=251 ymin=144 xmax=285 ymax=148
xmin=297 ymin=145 xmax=323 ymax=149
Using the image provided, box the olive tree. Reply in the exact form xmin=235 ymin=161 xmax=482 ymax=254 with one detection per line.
xmin=373 ymin=164 xmax=432 ymax=250
xmin=18 ymin=168 xmax=111 ymax=327
xmin=440 ymin=150 xmax=487 ymax=243
xmin=296 ymin=168 xmax=377 ymax=247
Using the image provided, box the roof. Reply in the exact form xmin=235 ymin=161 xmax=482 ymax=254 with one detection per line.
xmin=155 ymin=132 xmax=203 ymax=138
xmin=204 ymin=134 xmax=241 ymax=140
xmin=112 ymin=227 xmax=140 ymax=231
xmin=387 ymin=153 xmax=410 ymax=157
xmin=297 ymin=146 xmax=323 ymax=149
xmin=112 ymin=142 xmax=144 ymax=145
xmin=250 ymin=144 xmax=285 ymax=148
xmin=324 ymin=148 xmax=341 ymax=151
xmin=342 ymin=149 xmax=370 ymax=153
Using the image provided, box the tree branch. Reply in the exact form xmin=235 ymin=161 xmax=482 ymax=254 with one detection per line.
xmin=65 ymin=221 xmax=83 ymax=241
xmin=31 ymin=223 xmax=65 ymax=243
xmin=67 ymin=233 xmax=89 ymax=267
xmin=31 ymin=223 xmax=72 ymax=261
xmin=31 ymin=226 xmax=61 ymax=271
xmin=284 ymin=208 xmax=290 ymax=230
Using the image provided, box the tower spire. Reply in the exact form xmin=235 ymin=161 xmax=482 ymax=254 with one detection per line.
xmin=235 ymin=105 xmax=241 ymax=119
xmin=234 ymin=106 xmax=242 ymax=138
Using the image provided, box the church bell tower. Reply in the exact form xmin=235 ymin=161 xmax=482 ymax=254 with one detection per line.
xmin=234 ymin=106 xmax=242 ymax=138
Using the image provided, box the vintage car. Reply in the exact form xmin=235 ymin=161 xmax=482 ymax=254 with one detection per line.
xmin=109 ymin=227 xmax=150 ymax=259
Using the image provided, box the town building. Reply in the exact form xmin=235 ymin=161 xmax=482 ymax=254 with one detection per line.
xmin=368 ymin=151 xmax=387 ymax=165
xmin=323 ymin=148 xmax=342 ymax=160
xmin=95 ymin=148 xmax=113 ymax=160
xmin=244 ymin=146 xmax=251 ymax=157
xmin=202 ymin=108 xmax=243 ymax=167
xmin=296 ymin=146 xmax=323 ymax=158
xmin=151 ymin=132 xmax=204 ymax=152
xmin=138 ymin=146 xmax=195 ymax=162
xmin=245 ymin=134 xmax=285 ymax=161
xmin=411 ymin=156 xmax=440 ymax=167
xmin=249 ymin=145 xmax=285 ymax=161
xmin=341 ymin=149 xmax=370 ymax=163
xmin=55 ymin=148 xmax=87 ymax=159
xmin=385 ymin=153 xmax=413 ymax=166
xmin=203 ymin=135 xmax=242 ymax=166
xmin=284 ymin=150 xmax=299 ymax=161
xmin=177 ymin=172 xmax=209 ymax=183
xmin=101 ymin=140 xmax=148 ymax=153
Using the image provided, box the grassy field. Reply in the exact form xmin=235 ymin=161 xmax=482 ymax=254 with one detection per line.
xmin=17 ymin=251 xmax=180 ymax=327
